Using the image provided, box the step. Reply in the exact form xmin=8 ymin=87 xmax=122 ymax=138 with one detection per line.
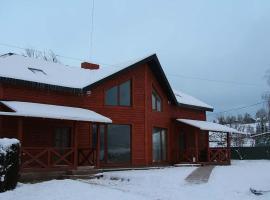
xmin=66 ymin=168 xmax=101 ymax=175
xmin=20 ymin=171 xmax=67 ymax=183
xmin=62 ymin=173 xmax=103 ymax=180
xmin=174 ymin=163 xmax=202 ymax=167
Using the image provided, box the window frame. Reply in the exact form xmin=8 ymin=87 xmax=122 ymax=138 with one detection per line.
xmin=105 ymin=80 xmax=132 ymax=107
xmin=152 ymin=89 xmax=162 ymax=112
xmin=152 ymin=127 xmax=167 ymax=163
xmin=95 ymin=123 xmax=132 ymax=165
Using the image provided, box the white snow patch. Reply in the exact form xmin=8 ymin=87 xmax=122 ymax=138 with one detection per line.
xmin=0 ymin=138 xmax=19 ymax=154
xmin=1 ymin=161 xmax=270 ymax=200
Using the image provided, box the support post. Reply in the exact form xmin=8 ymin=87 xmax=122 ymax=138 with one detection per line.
xmin=96 ymin=123 xmax=101 ymax=168
xmin=195 ymin=130 xmax=199 ymax=162
xmin=73 ymin=121 xmax=78 ymax=169
xmin=226 ymin=132 xmax=231 ymax=164
xmin=17 ymin=118 xmax=23 ymax=142
xmin=207 ymin=131 xmax=210 ymax=162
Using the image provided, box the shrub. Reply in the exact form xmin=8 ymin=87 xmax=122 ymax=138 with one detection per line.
xmin=0 ymin=138 xmax=20 ymax=193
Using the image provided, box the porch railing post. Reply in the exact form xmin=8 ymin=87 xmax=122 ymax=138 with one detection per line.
xmin=96 ymin=124 xmax=100 ymax=168
xmin=96 ymin=123 xmax=101 ymax=168
xmin=227 ymin=132 xmax=231 ymax=164
xmin=195 ymin=130 xmax=199 ymax=162
xmin=73 ymin=121 xmax=78 ymax=169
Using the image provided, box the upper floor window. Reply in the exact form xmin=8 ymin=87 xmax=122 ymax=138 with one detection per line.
xmin=105 ymin=80 xmax=131 ymax=106
xmin=152 ymin=89 xmax=162 ymax=111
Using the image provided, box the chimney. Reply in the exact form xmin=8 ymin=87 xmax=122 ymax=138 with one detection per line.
xmin=81 ymin=62 xmax=99 ymax=70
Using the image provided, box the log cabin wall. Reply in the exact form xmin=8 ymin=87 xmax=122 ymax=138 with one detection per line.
xmin=82 ymin=64 xmax=147 ymax=166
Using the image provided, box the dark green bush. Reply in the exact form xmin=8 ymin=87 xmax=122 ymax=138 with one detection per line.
xmin=0 ymin=138 xmax=20 ymax=193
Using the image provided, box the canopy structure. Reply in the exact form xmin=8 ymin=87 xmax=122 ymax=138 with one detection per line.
xmin=176 ymin=119 xmax=242 ymax=134
xmin=0 ymin=101 xmax=112 ymax=123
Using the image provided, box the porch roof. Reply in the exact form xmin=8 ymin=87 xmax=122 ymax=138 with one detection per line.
xmin=0 ymin=101 xmax=112 ymax=123
xmin=176 ymin=119 xmax=242 ymax=134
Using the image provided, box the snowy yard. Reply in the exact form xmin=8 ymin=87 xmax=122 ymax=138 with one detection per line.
xmin=1 ymin=160 xmax=270 ymax=200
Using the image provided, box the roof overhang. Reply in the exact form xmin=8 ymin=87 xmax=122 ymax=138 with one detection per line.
xmin=0 ymin=101 xmax=112 ymax=123
xmin=176 ymin=119 xmax=243 ymax=134
xmin=178 ymin=103 xmax=214 ymax=112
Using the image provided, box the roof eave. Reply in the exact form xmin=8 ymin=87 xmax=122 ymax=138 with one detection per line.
xmin=178 ymin=103 xmax=214 ymax=112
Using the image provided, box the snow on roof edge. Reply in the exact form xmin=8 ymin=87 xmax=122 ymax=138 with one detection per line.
xmin=177 ymin=119 xmax=243 ymax=134
xmin=0 ymin=101 xmax=112 ymax=123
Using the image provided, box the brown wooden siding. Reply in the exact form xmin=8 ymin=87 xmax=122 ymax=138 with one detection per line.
xmin=0 ymin=62 xmax=208 ymax=167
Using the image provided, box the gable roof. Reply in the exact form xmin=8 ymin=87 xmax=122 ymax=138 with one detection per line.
xmin=0 ymin=53 xmax=212 ymax=111
xmin=83 ymin=54 xmax=178 ymax=104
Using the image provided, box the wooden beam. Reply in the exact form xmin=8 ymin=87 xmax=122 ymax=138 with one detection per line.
xmin=96 ymin=123 xmax=101 ymax=168
xmin=227 ymin=132 xmax=231 ymax=164
xmin=195 ymin=130 xmax=199 ymax=162
xmin=207 ymin=131 xmax=210 ymax=162
xmin=73 ymin=121 xmax=78 ymax=169
xmin=17 ymin=118 xmax=23 ymax=142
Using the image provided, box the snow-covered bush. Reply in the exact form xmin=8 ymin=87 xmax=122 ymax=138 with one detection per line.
xmin=0 ymin=138 xmax=20 ymax=193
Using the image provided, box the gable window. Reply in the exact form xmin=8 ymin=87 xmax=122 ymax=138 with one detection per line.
xmin=105 ymin=80 xmax=131 ymax=106
xmin=152 ymin=127 xmax=167 ymax=162
xmin=152 ymin=89 xmax=162 ymax=111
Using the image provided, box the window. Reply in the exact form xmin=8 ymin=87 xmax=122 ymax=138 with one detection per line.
xmin=92 ymin=124 xmax=106 ymax=161
xmin=107 ymin=124 xmax=131 ymax=163
xmin=152 ymin=89 xmax=162 ymax=111
xmin=105 ymin=80 xmax=131 ymax=106
xmin=28 ymin=67 xmax=47 ymax=75
xmin=54 ymin=127 xmax=71 ymax=148
xmin=152 ymin=128 xmax=167 ymax=162
xmin=92 ymin=124 xmax=98 ymax=148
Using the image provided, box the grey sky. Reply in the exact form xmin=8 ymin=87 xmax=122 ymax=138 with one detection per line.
xmin=1 ymin=0 xmax=270 ymax=120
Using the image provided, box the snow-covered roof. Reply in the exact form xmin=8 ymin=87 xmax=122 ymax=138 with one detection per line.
xmin=0 ymin=53 xmax=213 ymax=111
xmin=177 ymin=119 xmax=242 ymax=133
xmin=0 ymin=54 xmax=148 ymax=89
xmin=0 ymin=101 xmax=112 ymax=123
xmin=174 ymin=90 xmax=213 ymax=111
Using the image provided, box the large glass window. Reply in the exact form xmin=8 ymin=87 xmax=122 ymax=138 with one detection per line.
xmin=105 ymin=80 xmax=131 ymax=106
xmin=105 ymin=86 xmax=118 ymax=105
xmin=152 ymin=127 xmax=167 ymax=162
xmin=152 ymin=89 xmax=162 ymax=111
xmin=107 ymin=124 xmax=131 ymax=163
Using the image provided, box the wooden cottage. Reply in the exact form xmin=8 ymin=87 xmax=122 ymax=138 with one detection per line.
xmin=0 ymin=53 xmax=240 ymax=173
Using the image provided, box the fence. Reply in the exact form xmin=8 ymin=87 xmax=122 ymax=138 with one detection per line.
xmin=231 ymin=147 xmax=270 ymax=160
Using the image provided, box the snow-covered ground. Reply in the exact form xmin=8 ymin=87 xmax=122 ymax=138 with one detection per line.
xmin=1 ymin=160 xmax=270 ymax=200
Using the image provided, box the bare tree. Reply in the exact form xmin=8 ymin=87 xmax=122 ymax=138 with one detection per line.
xmin=23 ymin=48 xmax=61 ymax=63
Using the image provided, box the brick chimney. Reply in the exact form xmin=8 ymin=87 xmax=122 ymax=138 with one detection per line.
xmin=81 ymin=62 xmax=99 ymax=70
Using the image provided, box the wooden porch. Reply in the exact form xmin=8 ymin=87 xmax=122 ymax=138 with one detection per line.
xmin=176 ymin=119 xmax=232 ymax=165
xmin=0 ymin=116 xmax=103 ymax=172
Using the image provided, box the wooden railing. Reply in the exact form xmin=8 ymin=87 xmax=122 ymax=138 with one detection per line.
xmin=21 ymin=147 xmax=75 ymax=170
xmin=78 ymin=148 xmax=96 ymax=166
xmin=209 ymin=147 xmax=230 ymax=163
xmin=182 ymin=148 xmax=198 ymax=162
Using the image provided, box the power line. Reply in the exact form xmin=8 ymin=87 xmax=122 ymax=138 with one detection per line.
xmin=0 ymin=42 xmax=119 ymax=68
xmin=0 ymin=42 xmax=266 ymax=87
xmin=209 ymin=101 xmax=267 ymax=116
xmin=167 ymin=73 xmax=264 ymax=87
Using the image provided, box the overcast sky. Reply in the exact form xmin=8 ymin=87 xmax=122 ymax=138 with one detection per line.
xmin=1 ymin=0 xmax=270 ymax=120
